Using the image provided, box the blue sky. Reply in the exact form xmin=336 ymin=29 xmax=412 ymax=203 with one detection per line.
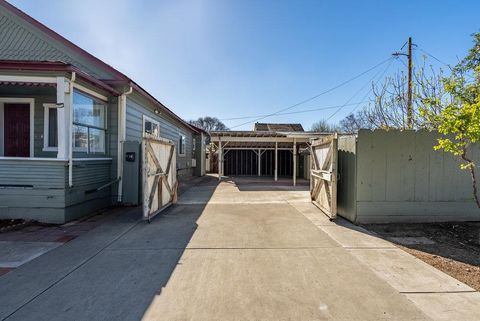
xmin=10 ymin=0 xmax=480 ymax=130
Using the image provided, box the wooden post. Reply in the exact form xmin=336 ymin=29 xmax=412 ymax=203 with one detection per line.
xmin=258 ymin=149 xmax=261 ymax=176
xmin=218 ymin=139 xmax=222 ymax=180
xmin=293 ymin=139 xmax=297 ymax=186
xmin=407 ymin=36 xmax=413 ymax=129
xmin=274 ymin=141 xmax=278 ymax=181
xmin=56 ymin=77 xmax=70 ymax=160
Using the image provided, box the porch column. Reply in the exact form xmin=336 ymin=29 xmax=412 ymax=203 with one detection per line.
xmin=274 ymin=142 xmax=278 ymax=181
xmin=56 ymin=77 xmax=71 ymax=160
xmin=218 ymin=139 xmax=222 ymax=180
xmin=293 ymin=138 xmax=297 ymax=186
xmin=257 ymin=149 xmax=261 ymax=176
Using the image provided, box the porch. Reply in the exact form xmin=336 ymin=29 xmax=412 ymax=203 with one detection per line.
xmin=0 ymin=62 xmax=119 ymax=223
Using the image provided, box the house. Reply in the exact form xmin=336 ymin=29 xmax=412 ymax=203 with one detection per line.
xmin=254 ymin=123 xmax=304 ymax=132
xmin=209 ymin=123 xmax=328 ymax=185
xmin=0 ymin=0 xmax=205 ymax=223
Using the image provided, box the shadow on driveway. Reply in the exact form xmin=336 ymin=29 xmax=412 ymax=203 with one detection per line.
xmin=0 ymin=179 xmax=218 ymax=321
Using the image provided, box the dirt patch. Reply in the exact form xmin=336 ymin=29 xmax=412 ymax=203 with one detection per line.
xmin=0 ymin=219 xmax=31 ymax=233
xmin=363 ymin=222 xmax=480 ymax=291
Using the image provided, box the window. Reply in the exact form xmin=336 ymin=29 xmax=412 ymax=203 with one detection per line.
xmin=178 ymin=134 xmax=186 ymax=156
xmin=192 ymin=137 xmax=196 ymax=151
xmin=73 ymin=91 xmax=107 ymax=153
xmin=43 ymin=104 xmax=58 ymax=151
xmin=142 ymin=115 xmax=160 ymax=138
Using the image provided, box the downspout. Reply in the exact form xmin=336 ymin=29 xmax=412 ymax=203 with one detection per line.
xmin=117 ymin=86 xmax=133 ymax=203
xmin=68 ymin=72 xmax=76 ymax=187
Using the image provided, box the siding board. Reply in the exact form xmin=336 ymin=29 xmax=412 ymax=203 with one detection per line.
xmin=125 ymin=95 xmax=195 ymax=177
xmin=0 ymin=9 xmax=116 ymax=79
xmin=350 ymin=129 xmax=480 ymax=223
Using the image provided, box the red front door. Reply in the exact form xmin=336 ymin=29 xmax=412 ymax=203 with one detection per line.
xmin=4 ymin=103 xmax=30 ymax=157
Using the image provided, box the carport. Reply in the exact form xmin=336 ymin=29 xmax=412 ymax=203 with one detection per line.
xmin=210 ymin=131 xmax=325 ymax=186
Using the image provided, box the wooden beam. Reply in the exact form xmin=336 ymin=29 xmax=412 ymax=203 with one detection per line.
xmin=258 ymin=149 xmax=261 ymax=176
xmin=274 ymin=141 xmax=278 ymax=181
xmin=218 ymin=139 xmax=223 ymax=180
xmin=210 ymin=136 xmax=310 ymax=143
xmin=293 ymin=138 xmax=297 ymax=186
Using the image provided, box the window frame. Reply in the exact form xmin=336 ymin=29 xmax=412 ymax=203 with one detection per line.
xmin=43 ymin=103 xmax=59 ymax=152
xmin=178 ymin=133 xmax=186 ymax=157
xmin=142 ymin=115 xmax=160 ymax=138
xmin=72 ymin=90 xmax=108 ymax=154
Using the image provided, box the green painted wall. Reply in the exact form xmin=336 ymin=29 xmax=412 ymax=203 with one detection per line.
xmin=0 ymin=159 xmax=113 ymax=223
xmin=337 ymin=135 xmax=357 ymax=222
xmin=339 ymin=129 xmax=480 ymax=223
xmin=125 ymin=94 xmax=196 ymax=178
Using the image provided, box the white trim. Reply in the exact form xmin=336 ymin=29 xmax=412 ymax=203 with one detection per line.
xmin=142 ymin=114 xmax=160 ymax=138
xmin=0 ymin=156 xmax=112 ymax=162
xmin=56 ymin=77 xmax=68 ymax=159
xmin=0 ymin=156 xmax=67 ymax=161
xmin=0 ymin=75 xmax=56 ymax=84
xmin=72 ymin=89 xmax=108 ymax=154
xmin=73 ymin=83 xmax=108 ymax=102
xmin=117 ymin=87 xmax=132 ymax=203
xmin=42 ymin=103 xmax=58 ymax=152
xmin=209 ymin=136 xmax=311 ymax=143
xmin=73 ymin=157 xmax=112 ymax=161
xmin=0 ymin=98 xmax=35 ymax=157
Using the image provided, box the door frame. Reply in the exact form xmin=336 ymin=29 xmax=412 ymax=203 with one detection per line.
xmin=0 ymin=98 xmax=35 ymax=157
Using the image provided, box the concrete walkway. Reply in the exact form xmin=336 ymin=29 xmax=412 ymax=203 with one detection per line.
xmin=0 ymin=177 xmax=478 ymax=320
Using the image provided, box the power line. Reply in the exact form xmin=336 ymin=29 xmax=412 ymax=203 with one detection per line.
xmin=229 ymin=56 xmax=394 ymax=129
xmin=325 ymin=58 xmax=395 ymax=122
xmin=220 ymin=101 xmax=369 ymax=121
xmin=418 ymin=47 xmax=452 ymax=69
xmin=349 ymin=58 xmax=395 ymax=115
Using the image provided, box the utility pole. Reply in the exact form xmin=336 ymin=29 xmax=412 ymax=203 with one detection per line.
xmin=393 ymin=37 xmax=414 ymax=129
xmin=407 ymin=37 xmax=413 ymax=129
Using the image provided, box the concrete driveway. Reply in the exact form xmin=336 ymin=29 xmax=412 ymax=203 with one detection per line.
xmin=0 ymin=176 xmax=478 ymax=321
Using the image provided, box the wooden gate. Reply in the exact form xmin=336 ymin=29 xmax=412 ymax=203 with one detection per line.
xmin=310 ymin=134 xmax=338 ymax=219
xmin=142 ymin=137 xmax=178 ymax=222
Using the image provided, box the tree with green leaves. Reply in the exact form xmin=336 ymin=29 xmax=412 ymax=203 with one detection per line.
xmin=422 ymin=32 xmax=480 ymax=207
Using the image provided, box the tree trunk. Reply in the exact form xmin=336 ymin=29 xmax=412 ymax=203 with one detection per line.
xmin=461 ymin=151 xmax=480 ymax=208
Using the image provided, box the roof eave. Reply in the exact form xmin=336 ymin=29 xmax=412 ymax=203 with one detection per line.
xmin=0 ymin=60 xmax=121 ymax=96
xmin=104 ymin=79 xmax=200 ymax=134
xmin=0 ymin=0 xmax=128 ymax=81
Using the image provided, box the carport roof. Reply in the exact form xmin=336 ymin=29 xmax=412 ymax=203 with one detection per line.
xmin=210 ymin=131 xmax=288 ymax=137
xmin=210 ymin=131 xmax=330 ymax=139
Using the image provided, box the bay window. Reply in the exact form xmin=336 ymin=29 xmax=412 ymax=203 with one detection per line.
xmin=73 ymin=91 xmax=107 ymax=153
